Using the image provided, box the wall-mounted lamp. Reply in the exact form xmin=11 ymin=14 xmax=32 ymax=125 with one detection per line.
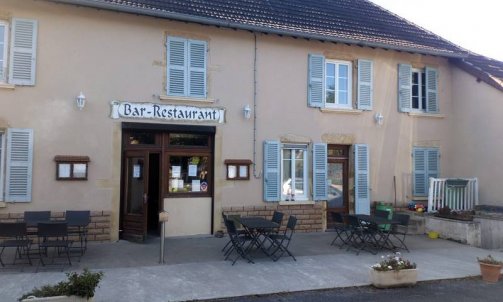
xmin=243 ymin=104 xmax=251 ymax=119
xmin=76 ymin=92 xmax=86 ymax=110
xmin=374 ymin=112 xmax=384 ymax=126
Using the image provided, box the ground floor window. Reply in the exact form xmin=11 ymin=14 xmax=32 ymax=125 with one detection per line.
xmin=281 ymin=145 xmax=308 ymax=201
xmin=168 ymin=155 xmax=210 ymax=194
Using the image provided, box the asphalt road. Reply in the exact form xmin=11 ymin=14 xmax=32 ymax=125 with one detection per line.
xmin=204 ymin=277 xmax=503 ymax=302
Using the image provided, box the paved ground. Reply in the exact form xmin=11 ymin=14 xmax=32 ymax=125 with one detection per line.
xmin=204 ymin=277 xmax=503 ymax=302
xmin=1 ymin=233 xmax=502 ymax=302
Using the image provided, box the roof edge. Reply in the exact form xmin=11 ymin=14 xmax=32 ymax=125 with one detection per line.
xmin=451 ymin=58 xmax=503 ymax=93
xmin=48 ymin=0 xmax=466 ymax=58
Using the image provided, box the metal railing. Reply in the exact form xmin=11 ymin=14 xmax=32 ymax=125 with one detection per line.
xmin=427 ymin=177 xmax=479 ymax=212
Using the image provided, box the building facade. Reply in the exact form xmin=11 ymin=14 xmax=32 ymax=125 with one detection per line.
xmin=0 ymin=0 xmax=501 ymax=241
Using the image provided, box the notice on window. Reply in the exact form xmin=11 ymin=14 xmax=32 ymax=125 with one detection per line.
xmin=239 ymin=165 xmax=248 ymax=178
xmin=177 ymin=179 xmax=184 ymax=189
xmin=172 ymin=166 xmax=181 ymax=178
xmin=188 ymin=164 xmax=198 ymax=177
xmin=58 ymin=164 xmax=71 ymax=178
xmin=133 ymin=164 xmax=141 ymax=178
xmin=192 ymin=179 xmax=201 ymax=192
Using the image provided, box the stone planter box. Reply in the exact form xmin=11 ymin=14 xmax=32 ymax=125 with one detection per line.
xmin=370 ymin=269 xmax=418 ymax=288
xmin=425 ymin=215 xmax=481 ymax=247
xmin=21 ymin=296 xmax=93 ymax=302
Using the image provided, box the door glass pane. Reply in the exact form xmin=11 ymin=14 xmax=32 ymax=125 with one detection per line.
xmin=169 ymin=155 xmax=209 ymax=193
xmin=327 ymin=162 xmax=344 ymax=208
xmin=126 ymin=157 xmax=145 ymax=214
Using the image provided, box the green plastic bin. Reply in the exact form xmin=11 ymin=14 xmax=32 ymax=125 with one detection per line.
xmin=376 ymin=203 xmax=393 ymax=231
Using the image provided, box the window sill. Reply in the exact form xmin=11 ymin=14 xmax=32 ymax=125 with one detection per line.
xmin=320 ymin=108 xmax=363 ymax=115
xmin=408 ymin=112 xmax=445 ymax=119
xmin=0 ymin=83 xmax=15 ymax=90
xmin=159 ymin=95 xmax=216 ymax=104
xmin=279 ymin=200 xmax=315 ymax=206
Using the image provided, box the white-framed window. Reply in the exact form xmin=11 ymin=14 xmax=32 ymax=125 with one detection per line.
xmin=325 ymin=60 xmax=352 ymax=108
xmin=412 ymin=68 xmax=426 ymax=111
xmin=398 ymin=64 xmax=438 ymax=113
xmin=308 ymin=55 xmax=373 ymax=110
xmin=0 ymin=21 xmax=8 ymax=83
xmin=167 ymin=36 xmax=207 ymax=98
xmin=0 ymin=18 xmax=38 ymax=86
xmin=281 ymin=144 xmax=308 ymax=201
xmin=263 ymin=141 xmax=328 ymax=202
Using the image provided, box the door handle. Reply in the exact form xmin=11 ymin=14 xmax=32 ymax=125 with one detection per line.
xmin=143 ymin=193 xmax=148 ymax=204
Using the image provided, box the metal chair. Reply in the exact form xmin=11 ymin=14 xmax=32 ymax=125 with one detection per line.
xmin=221 ymin=213 xmax=249 ymax=254
xmin=330 ymin=212 xmax=351 ymax=248
xmin=0 ymin=222 xmax=32 ymax=267
xmin=346 ymin=215 xmax=377 ymax=255
xmin=267 ymin=215 xmax=297 ymax=262
xmin=37 ymin=222 xmax=73 ymax=268
xmin=390 ymin=213 xmax=410 ymax=252
xmin=66 ymin=210 xmax=90 ymax=255
xmin=271 ymin=211 xmax=284 ymax=230
xmin=223 ymin=219 xmax=254 ymax=265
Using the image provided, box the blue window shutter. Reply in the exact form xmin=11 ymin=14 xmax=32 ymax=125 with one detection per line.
xmin=427 ymin=148 xmax=439 ymax=191
xmin=413 ymin=148 xmax=426 ymax=196
xmin=263 ymin=141 xmax=280 ymax=202
xmin=398 ymin=64 xmax=412 ymax=112
xmin=167 ymin=37 xmax=187 ymax=96
xmin=425 ymin=67 xmax=439 ymax=113
xmin=357 ymin=59 xmax=373 ymax=110
xmin=312 ymin=143 xmax=327 ymax=201
xmin=354 ymin=144 xmax=370 ymax=214
xmin=6 ymin=128 xmax=33 ymax=202
xmin=9 ymin=18 xmax=38 ymax=86
xmin=308 ymin=54 xmax=324 ymax=108
xmin=188 ymin=40 xmax=207 ymax=98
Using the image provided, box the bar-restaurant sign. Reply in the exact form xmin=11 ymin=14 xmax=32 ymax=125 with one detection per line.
xmin=110 ymin=101 xmax=225 ymax=123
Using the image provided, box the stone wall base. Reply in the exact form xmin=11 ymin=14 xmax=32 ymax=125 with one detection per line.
xmin=222 ymin=203 xmax=323 ymax=232
xmin=0 ymin=211 xmax=111 ymax=242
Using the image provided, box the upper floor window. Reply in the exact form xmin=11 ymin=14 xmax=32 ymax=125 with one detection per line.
xmin=0 ymin=18 xmax=38 ymax=86
xmin=398 ymin=64 xmax=438 ymax=113
xmin=325 ymin=60 xmax=352 ymax=109
xmin=167 ymin=37 xmax=207 ymax=98
xmin=0 ymin=21 xmax=8 ymax=82
xmin=308 ymin=54 xmax=373 ymax=111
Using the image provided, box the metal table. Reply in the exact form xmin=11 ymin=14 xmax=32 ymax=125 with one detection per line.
xmin=238 ymin=217 xmax=279 ymax=259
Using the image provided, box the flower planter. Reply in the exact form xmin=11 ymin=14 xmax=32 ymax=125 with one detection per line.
xmin=479 ymin=262 xmax=502 ymax=283
xmin=21 ymin=296 xmax=93 ymax=302
xmin=370 ymin=268 xmax=418 ymax=288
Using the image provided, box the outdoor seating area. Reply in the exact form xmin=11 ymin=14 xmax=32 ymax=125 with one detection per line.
xmin=0 ymin=210 xmax=91 ymax=271
xmin=330 ymin=211 xmax=411 ymax=255
xmin=222 ymin=211 xmax=297 ymax=265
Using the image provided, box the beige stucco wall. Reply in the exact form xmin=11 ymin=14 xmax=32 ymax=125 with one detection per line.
xmin=448 ymin=67 xmax=503 ymax=204
xmin=163 ymin=197 xmax=212 ymax=237
xmin=0 ymin=0 xmax=457 ymax=238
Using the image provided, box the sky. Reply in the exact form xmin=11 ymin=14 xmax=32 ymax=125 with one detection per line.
xmin=369 ymin=0 xmax=503 ymax=61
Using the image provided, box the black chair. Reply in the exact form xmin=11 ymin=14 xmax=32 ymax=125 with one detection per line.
xmin=346 ymin=215 xmax=377 ymax=255
xmin=271 ymin=211 xmax=284 ymax=231
xmin=0 ymin=222 xmax=32 ymax=267
xmin=390 ymin=213 xmax=410 ymax=252
xmin=223 ymin=219 xmax=254 ymax=265
xmin=24 ymin=211 xmax=51 ymax=236
xmin=221 ymin=213 xmax=248 ymax=254
xmin=374 ymin=209 xmax=390 ymax=219
xmin=37 ymin=222 xmax=73 ymax=268
xmin=330 ymin=212 xmax=351 ymax=248
xmin=267 ymin=215 xmax=297 ymax=262
xmin=66 ymin=210 xmax=90 ymax=255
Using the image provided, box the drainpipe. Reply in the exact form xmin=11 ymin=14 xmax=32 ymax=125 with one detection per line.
xmin=252 ymin=33 xmax=261 ymax=179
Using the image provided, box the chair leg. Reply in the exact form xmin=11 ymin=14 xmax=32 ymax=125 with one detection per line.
xmin=0 ymin=247 xmax=5 ymax=267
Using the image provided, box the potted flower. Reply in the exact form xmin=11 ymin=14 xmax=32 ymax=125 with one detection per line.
xmin=370 ymin=252 xmax=417 ymax=288
xmin=19 ymin=269 xmax=104 ymax=301
xmin=477 ymin=255 xmax=503 ymax=283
